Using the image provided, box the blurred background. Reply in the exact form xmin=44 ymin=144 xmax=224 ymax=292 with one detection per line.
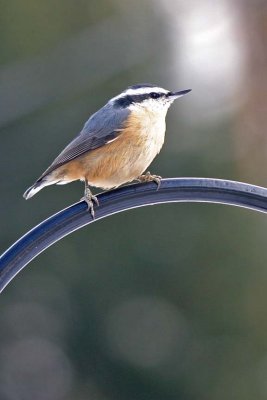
xmin=1 ymin=0 xmax=267 ymax=399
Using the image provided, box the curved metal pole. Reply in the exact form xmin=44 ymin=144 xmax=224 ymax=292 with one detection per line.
xmin=1 ymin=177 xmax=267 ymax=293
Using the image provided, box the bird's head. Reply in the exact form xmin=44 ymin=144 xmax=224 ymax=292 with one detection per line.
xmin=111 ymin=83 xmax=191 ymax=115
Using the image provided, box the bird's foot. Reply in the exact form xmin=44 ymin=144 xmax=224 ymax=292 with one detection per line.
xmin=137 ymin=171 xmax=162 ymax=190
xmin=81 ymin=187 xmax=99 ymax=218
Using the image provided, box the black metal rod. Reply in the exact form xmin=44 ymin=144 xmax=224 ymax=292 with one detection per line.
xmin=1 ymin=177 xmax=267 ymax=293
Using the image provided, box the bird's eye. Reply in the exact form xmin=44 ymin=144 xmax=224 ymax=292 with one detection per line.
xmin=151 ymin=92 xmax=161 ymax=99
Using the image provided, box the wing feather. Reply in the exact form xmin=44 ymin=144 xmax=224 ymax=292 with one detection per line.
xmin=39 ymin=103 xmax=129 ymax=179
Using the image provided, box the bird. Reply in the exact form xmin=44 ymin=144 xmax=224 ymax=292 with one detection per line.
xmin=23 ymin=83 xmax=191 ymax=217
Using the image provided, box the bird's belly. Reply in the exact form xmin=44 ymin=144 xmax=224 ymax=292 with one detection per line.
xmin=60 ymin=117 xmax=166 ymax=189
xmin=86 ymin=139 xmax=162 ymax=188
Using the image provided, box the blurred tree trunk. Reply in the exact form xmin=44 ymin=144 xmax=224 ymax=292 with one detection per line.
xmin=235 ymin=1 xmax=267 ymax=184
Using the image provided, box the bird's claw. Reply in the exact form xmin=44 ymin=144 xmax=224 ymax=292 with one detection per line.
xmin=81 ymin=188 xmax=99 ymax=218
xmin=137 ymin=171 xmax=162 ymax=190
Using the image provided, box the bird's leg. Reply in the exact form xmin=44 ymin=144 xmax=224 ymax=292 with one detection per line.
xmin=81 ymin=180 xmax=99 ymax=218
xmin=137 ymin=171 xmax=162 ymax=190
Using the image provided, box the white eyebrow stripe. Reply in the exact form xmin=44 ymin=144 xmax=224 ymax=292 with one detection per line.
xmin=111 ymin=87 xmax=168 ymax=101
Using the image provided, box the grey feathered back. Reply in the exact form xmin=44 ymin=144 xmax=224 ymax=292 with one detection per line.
xmin=38 ymin=102 xmax=130 ymax=180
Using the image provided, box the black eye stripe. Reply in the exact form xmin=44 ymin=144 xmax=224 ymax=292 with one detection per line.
xmin=151 ymin=92 xmax=161 ymax=99
xmin=114 ymin=92 xmax=166 ymax=108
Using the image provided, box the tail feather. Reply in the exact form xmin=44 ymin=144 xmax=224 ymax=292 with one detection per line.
xmin=23 ymin=178 xmax=53 ymax=199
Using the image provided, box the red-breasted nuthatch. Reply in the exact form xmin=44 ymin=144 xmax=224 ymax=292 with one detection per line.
xmin=23 ymin=83 xmax=191 ymax=216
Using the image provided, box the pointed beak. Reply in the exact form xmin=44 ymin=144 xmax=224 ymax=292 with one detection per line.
xmin=168 ymin=89 xmax=192 ymax=100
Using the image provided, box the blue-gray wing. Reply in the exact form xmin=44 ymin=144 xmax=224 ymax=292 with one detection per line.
xmin=40 ymin=103 xmax=130 ymax=178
